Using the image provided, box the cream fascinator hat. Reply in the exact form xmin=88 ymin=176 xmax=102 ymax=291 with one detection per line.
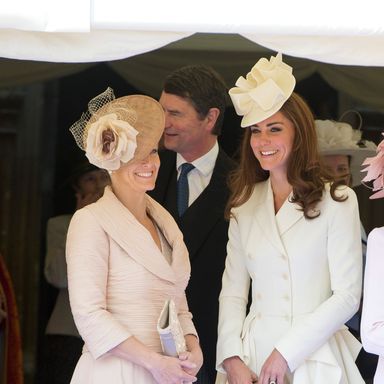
xmin=70 ymin=88 xmax=165 ymax=171
xmin=361 ymin=133 xmax=384 ymax=199
xmin=315 ymin=119 xmax=377 ymax=187
xmin=229 ymin=52 xmax=296 ymax=127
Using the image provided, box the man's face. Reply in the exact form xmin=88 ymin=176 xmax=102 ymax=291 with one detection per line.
xmin=323 ymin=154 xmax=351 ymax=186
xmin=159 ymin=92 xmax=212 ymax=161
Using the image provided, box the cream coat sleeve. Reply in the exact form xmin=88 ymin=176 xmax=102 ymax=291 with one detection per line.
xmin=275 ymin=189 xmax=362 ymax=370
xmin=216 ymin=215 xmax=251 ymax=372
xmin=361 ymin=227 xmax=384 ymax=356
xmin=66 ymin=208 xmax=131 ymax=359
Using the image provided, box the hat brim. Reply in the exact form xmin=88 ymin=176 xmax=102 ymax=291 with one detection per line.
xmin=321 ymin=147 xmax=377 ymax=187
xmin=240 ymin=98 xmax=287 ymax=128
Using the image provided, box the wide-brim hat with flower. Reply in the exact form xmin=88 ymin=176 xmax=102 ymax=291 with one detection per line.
xmin=229 ymin=52 xmax=296 ymax=127
xmin=69 ymin=88 xmax=165 ymax=171
xmin=315 ymin=119 xmax=377 ymax=187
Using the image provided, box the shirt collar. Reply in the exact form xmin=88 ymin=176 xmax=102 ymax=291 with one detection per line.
xmin=176 ymin=141 xmax=219 ymax=176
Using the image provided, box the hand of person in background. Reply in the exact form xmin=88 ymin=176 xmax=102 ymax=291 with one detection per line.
xmin=223 ymin=356 xmax=258 ymax=384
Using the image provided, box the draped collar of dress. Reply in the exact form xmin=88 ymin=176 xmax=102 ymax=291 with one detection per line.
xmin=88 ymin=186 xmax=190 ymax=284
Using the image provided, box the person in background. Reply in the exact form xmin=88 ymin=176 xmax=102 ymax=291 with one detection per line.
xmin=216 ymin=53 xmax=364 ymax=384
xmin=66 ymin=88 xmax=202 ymax=383
xmin=361 ymin=133 xmax=384 ymax=384
xmin=315 ymin=118 xmax=376 ymax=329
xmin=315 ymin=119 xmax=379 ymax=382
xmin=149 ymin=64 xmax=236 ymax=383
xmin=42 ymin=161 xmax=110 ymax=384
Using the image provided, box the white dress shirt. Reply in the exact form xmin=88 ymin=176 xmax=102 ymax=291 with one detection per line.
xmin=176 ymin=141 xmax=219 ymax=207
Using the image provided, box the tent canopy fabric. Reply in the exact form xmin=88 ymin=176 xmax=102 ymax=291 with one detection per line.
xmin=1 ymin=33 xmax=384 ymax=113
xmin=1 ymin=0 xmax=384 ymax=65
xmin=1 ymin=2 xmax=384 ymax=113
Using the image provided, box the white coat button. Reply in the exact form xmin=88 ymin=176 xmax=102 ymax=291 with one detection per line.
xmin=282 ymin=273 xmax=288 ymax=280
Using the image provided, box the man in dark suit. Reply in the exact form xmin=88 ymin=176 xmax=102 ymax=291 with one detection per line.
xmin=149 ymin=65 xmax=236 ymax=383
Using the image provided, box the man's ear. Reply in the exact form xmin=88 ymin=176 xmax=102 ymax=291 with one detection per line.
xmin=205 ymin=107 xmax=220 ymax=132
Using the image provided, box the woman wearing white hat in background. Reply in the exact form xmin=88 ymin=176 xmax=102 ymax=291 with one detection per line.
xmin=66 ymin=88 xmax=203 ymax=384
xmin=315 ymin=119 xmax=377 ymax=329
xmin=361 ymin=134 xmax=384 ymax=383
xmin=315 ymin=119 xmax=378 ymax=382
xmin=216 ymin=53 xmax=364 ymax=384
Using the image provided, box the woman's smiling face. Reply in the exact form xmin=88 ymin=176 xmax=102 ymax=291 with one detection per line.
xmin=249 ymin=111 xmax=295 ymax=177
xmin=112 ymin=148 xmax=160 ymax=193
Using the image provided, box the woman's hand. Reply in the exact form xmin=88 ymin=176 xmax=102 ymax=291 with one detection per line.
xmin=149 ymin=354 xmax=197 ymax=384
xmin=258 ymin=349 xmax=288 ymax=384
xmin=179 ymin=348 xmax=203 ymax=377
xmin=179 ymin=335 xmax=204 ymax=377
xmin=223 ymin=356 xmax=258 ymax=384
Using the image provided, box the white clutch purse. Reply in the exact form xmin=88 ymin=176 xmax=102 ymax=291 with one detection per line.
xmin=157 ymin=299 xmax=187 ymax=357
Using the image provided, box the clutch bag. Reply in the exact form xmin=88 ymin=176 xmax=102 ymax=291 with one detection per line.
xmin=157 ymin=299 xmax=187 ymax=357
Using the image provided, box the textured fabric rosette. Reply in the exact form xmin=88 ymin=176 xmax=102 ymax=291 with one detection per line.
xmin=315 ymin=119 xmax=377 ymax=187
xmin=85 ymin=113 xmax=139 ymax=171
xmin=229 ymin=52 xmax=296 ymax=127
xmin=316 ymin=120 xmax=363 ymax=152
xmin=361 ymin=134 xmax=384 ymax=199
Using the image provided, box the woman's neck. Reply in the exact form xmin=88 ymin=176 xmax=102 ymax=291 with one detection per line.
xmin=270 ymin=171 xmax=292 ymax=213
xmin=111 ymin=182 xmax=147 ymax=222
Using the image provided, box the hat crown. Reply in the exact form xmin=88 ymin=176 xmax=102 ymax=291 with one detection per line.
xmin=229 ymin=53 xmax=296 ymax=127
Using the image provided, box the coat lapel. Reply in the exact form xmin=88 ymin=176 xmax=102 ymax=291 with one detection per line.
xmin=90 ymin=187 xmax=189 ymax=284
xmin=252 ymin=180 xmax=287 ymax=256
xmin=275 ymin=193 xmax=304 ymax=236
xmin=252 ymin=179 xmax=304 ymax=255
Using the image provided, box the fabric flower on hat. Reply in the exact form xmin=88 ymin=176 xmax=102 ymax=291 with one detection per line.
xmin=361 ymin=133 xmax=384 ymax=199
xmin=85 ymin=113 xmax=139 ymax=171
xmin=316 ymin=120 xmax=363 ymax=152
xmin=229 ymin=52 xmax=296 ymax=127
xmin=315 ymin=119 xmax=377 ymax=187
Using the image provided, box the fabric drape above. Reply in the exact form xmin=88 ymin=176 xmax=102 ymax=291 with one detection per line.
xmin=1 ymin=34 xmax=384 ymax=112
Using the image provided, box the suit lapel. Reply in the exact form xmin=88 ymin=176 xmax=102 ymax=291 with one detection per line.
xmin=179 ymin=150 xmax=232 ymax=260
xmin=150 ymin=150 xmax=178 ymax=218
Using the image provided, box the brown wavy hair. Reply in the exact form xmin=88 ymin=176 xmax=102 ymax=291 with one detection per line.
xmin=225 ymin=92 xmax=346 ymax=219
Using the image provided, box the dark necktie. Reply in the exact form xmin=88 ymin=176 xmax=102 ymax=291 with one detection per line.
xmin=177 ymin=163 xmax=195 ymax=216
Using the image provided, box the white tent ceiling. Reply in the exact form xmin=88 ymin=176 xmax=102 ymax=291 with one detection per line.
xmin=1 ymin=1 xmax=384 ymax=115
xmin=1 ymin=0 xmax=384 ymax=65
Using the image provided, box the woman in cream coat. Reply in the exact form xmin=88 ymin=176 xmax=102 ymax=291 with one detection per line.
xmin=216 ymin=54 xmax=364 ymax=384
xmin=66 ymin=89 xmax=203 ymax=384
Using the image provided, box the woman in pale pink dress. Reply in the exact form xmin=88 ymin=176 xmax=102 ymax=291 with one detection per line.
xmin=361 ymin=134 xmax=384 ymax=384
xmin=66 ymin=88 xmax=203 ymax=384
